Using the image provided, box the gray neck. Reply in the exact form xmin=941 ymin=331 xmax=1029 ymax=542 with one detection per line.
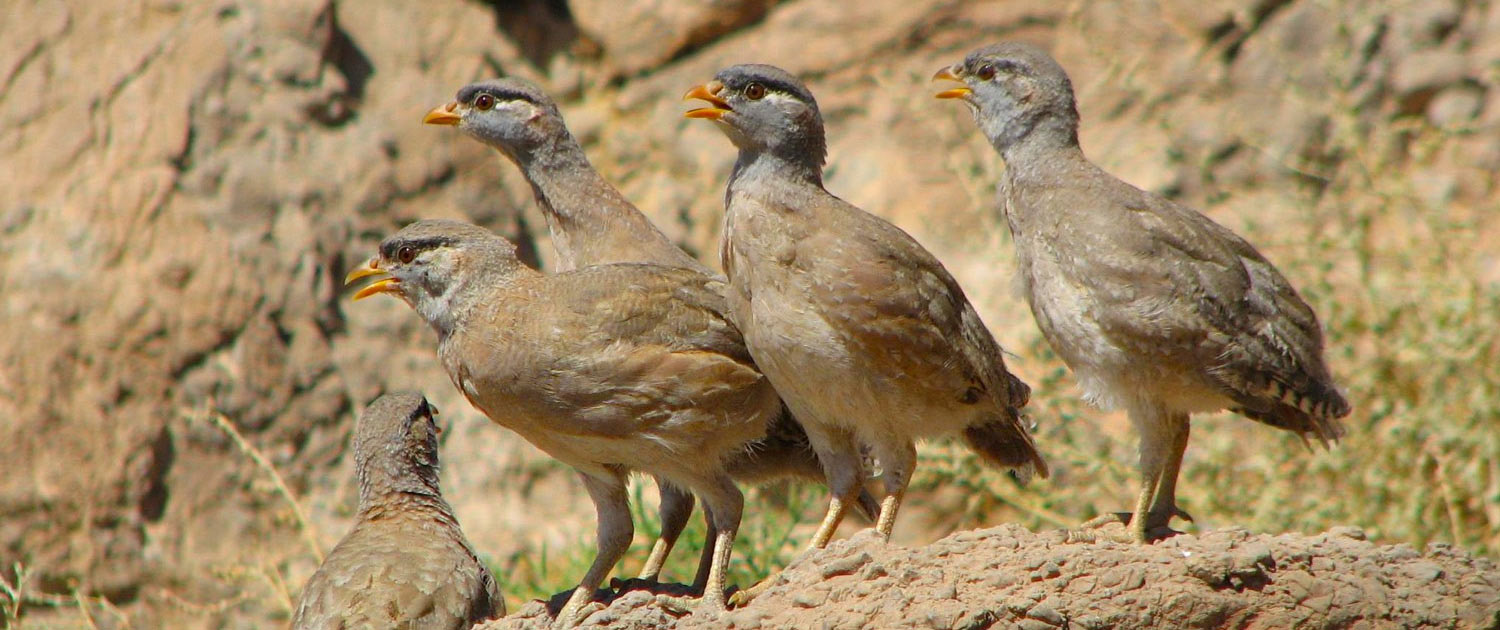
xmin=511 ymin=134 xmax=615 ymax=223
xmin=730 ymin=150 xmax=824 ymax=199
xmin=508 ymin=134 xmax=706 ymax=272
xmin=998 ymin=117 xmax=1087 ymax=185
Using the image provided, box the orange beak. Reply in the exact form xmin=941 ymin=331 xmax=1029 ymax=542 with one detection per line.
xmin=344 ymin=258 xmax=401 ymax=301
xmin=423 ymin=102 xmax=461 ymax=125
xmin=932 ymin=66 xmax=972 ymax=100
xmin=683 ymin=81 xmax=731 ymax=119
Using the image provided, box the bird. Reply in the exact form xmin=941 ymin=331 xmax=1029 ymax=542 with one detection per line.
xmin=291 ymin=392 xmax=503 ymax=630
xmin=934 ymin=42 xmax=1350 ymax=543
xmin=422 ymin=77 xmax=877 ymax=590
xmin=684 ymin=64 xmax=1047 ymax=560
xmin=344 ymin=219 xmax=781 ymax=626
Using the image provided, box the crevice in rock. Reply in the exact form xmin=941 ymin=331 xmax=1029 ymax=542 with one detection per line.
xmin=477 ymin=0 xmax=582 ymax=69
xmin=308 ymin=0 xmax=373 ymax=127
xmin=136 ymin=426 xmax=175 ymax=522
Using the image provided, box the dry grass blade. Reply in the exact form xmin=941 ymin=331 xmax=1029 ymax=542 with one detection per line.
xmin=189 ymin=407 xmax=324 ymax=564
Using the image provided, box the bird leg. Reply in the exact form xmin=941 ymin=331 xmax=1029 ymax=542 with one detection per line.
xmin=1072 ymin=408 xmax=1192 ymax=544
xmin=656 ymin=475 xmax=741 ymax=615
xmin=555 ymin=472 xmax=633 ymax=630
xmin=632 ymin=480 xmax=694 ymax=585
xmin=730 ymin=428 xmax=863 ymax=608
xmin=690 ymin=509 xmax=719 ymax=592
xmin=1135 ymin=413 xmax=1192 ymax=542
xmin=873 ymin=442 xmax=918 ymax=541
xmin=806 ymin=428 xmax=865 ymax=549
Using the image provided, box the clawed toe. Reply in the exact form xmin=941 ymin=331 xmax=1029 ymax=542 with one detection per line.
xmin=654 ymin=593 xmax=726 ymax=617
xmin=1063 ymin=520 xmax=1134 ymax=544
xmin=727 ymin=577 xmax=777 ymax=608
xmin=1067 ymin=510 xmax=1190 ymax=544
xmin=552 ymin=601 xmax=606 ymax=629
xmin=1078 ymin=511 xmax=1133 ymax=530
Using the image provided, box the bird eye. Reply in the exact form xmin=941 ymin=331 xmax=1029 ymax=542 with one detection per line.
xmin=397 ymin=245 xmax=416 ymax=264
xmin=744 ymin=82 xmax=766 ymax=100
xmin=976 ymin=64 xmax=997 ymax=81
xmin=474 ymin=94 xmax=496 ymax=110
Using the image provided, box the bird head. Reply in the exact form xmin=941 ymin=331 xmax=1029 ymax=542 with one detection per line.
xmin=684 ymin=64 xmax=826 ymax=171
xmin=344 ymin=219 xmax=523 ymax=334
xmin=933 ymin=42 xmax=1079 ymax=153
xmin=424 ymin=78 xmax=566 ymax=161
xmin=352 ymin=392 xmax=443 ymax=503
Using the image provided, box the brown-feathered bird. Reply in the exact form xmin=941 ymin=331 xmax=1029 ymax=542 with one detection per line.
xmin=685 ymin=64 xmax=1046 ymax=557
xmin=422 ymin=79 xmax=878 ymax=591
xmin=345 ymin=220 xmax=779 ymax=626
xmin=292 ymin=392 xmax=503 ymax=630
xmin=935 ymin=42 xmax=1350 ymax=542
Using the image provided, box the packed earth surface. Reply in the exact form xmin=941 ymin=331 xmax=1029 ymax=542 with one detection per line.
xmin=486 ymin=525 xmax=1500 ymax=630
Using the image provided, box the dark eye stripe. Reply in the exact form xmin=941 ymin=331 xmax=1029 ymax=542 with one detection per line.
xmin=381 ymin=236 xmax=454 ymax=260
xmin=455 ymin=85 xmax=538 ymax=107
xmin=748 ymin=78 xmax=804 ymax=99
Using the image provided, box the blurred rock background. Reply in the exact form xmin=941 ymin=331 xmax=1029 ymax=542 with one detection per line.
xmin=1 ymin=0 xmax=1496 ymax=627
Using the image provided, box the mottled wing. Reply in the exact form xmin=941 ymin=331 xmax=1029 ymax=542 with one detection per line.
xmin=291 ymin=508 xmax=501 ymax=630
xmin=459 ymin=264 xmax=769 ymax=442
xmin=797 ymin=196 xmax=1045 ymax=475
xmin=1055 ymin=176 xmax=1349 ymax=442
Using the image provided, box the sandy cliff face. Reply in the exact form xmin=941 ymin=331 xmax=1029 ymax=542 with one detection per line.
xmin=1 ymin=0 xmax=1496 ymax=627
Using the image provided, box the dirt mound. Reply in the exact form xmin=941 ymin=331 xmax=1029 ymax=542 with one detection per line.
xmin=485 ymin=525 xmax=1500 ymax=630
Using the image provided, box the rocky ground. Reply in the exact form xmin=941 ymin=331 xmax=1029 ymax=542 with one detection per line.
xmin=488 ymin=525 xmax=1500 ymax=630
xmin=2 ymin=0 xmax=1498 ymax=627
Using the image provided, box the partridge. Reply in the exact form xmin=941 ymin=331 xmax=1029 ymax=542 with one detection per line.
xmin=345 ymin=220 xmax=779 ymax=626
xmin=935 ymin=42 xmax=1350 ymax=542
xmin=291 ymin=392 xmax=502 ymax=630
xmin=685 ymin=64 xmax=1046 ymax=556
xmin=423 ymin=77 xmax=875 ymax=588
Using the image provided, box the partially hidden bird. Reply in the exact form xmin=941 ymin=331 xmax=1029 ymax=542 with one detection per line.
xmin=291 ymin=392 xmax=503 ymax=630
xmin=422 ymin=78 xmax=876 ymax=591
xmin=934 ymin=42 xmax=1350 ymax=542
xmin=345 ymin=219 xmax=779 ymax=626
xmin=684 ymin=64 xmax=1047 ymax=564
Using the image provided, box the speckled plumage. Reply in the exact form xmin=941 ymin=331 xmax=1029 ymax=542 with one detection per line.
xmin=291 ymin=392 xmax=502 ymax=630
xmin=428 ymin=78 xmax=877 ymax=587
xmin=348 ymin=220 xmax=778 ymax=625
xmin=938 ymin=42 xmax=1349 ymax=542
xmin=690 ymin=64 xmax=1045 ymax=555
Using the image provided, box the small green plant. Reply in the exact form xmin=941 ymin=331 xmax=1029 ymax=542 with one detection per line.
xmin=490 ymin=477 xmax=826 ymax=610
xmin=0 ymin=563 xmax=132 ymax=629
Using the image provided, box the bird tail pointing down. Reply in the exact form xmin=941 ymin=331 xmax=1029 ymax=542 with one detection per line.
xmin=963 ymin=408 xmax=1049 ymax=485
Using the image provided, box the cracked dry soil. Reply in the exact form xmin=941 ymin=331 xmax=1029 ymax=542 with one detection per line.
xmin=482 ymin=525 xmax=1500 ymax=630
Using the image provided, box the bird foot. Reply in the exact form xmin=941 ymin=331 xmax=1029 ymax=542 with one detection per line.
xmin=1067 ymin=509 xmax=1192 ymax=544
xmin=727 ymin=575 xmax=779 ymax=608
xmin=1063 ymin=519 xmax=1133 ymax=544
xmin=653 ymin=593 xmax=726 ymax=618
xmin=551 ymin=600 xmax=605 ymax=630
